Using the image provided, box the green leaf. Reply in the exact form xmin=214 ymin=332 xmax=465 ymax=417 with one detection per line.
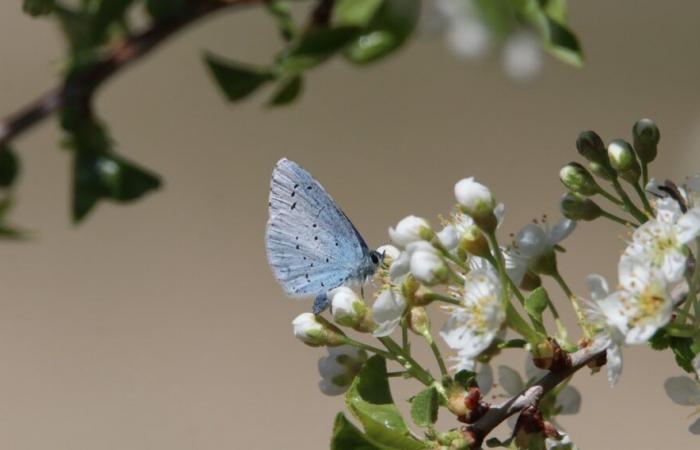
xmin=669 ymin=336 xmax=696 ymax=374
xmin=473 ymin=0 xmax=518 ymax=38
xmin=23 ymin=0 xmax=54 ymax=16
xmin=266 ymin=0 xmax=296 ymax=41
xmin=331 ymin=413 xmax=380 ymax=450
xmin=279 ymin=27 xmax=360 ymax=73
xmin=498 ymin=338 xmax=528 ymax=349
xmin=145 ymin=0 xmax=186 ymax=21
xmin=205 ymin=53 xmax=274 ymax=102
xmin=268 ymin=76 xmax=303 ymax=106
xmin=345 ymin=0 xmax=421 ymax=64
xmin=91 ymin=0 xmax=136 ymax=43
xmin=0 ymin=146 xmax=20 ymax=188
xmin=454 ymin=369 xmax=477 ymax=389
xmin=525 ymin=287 xmax=549 ymax=334
xmin=649 ymin=328 xmax=671 ymax=350
xmin=345 ymin=355 xmax=427 ymax=449
xmin=410 ymin=386 xmax=438 ymax=427
xmin=334 ymin=0 xmax=384 ymax=27
xmin=73 ymin=151 xmax=161 ymax=222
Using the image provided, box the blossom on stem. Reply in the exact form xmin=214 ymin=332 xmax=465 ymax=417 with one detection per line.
xmin=505 ymin=218 xmax=576 ymax=284
xmin=440 ymin=265 xmax=505 ymax=362
xmin=454 ymin=177 xmax=497 ymax=231
xmin=408 ymin=241 xmax=448 ymax=285
xmin=317 ymin=345 xmax=367 ymax=396
xmin=330 ymin=287 xmax=373 ymax=332
xmin=389 ymin=215 xmax=432 ymax=248
xmin=372 ymin=288 xmax=407 ymax=337
xmin=622 ymin=197 xmax=700 ymax=284
xmin=292 ymin=313 xmax=345 ymax=347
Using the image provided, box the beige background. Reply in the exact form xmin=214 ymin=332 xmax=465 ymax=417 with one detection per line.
xmin=1 ymin=1 xmax=700 ymax=448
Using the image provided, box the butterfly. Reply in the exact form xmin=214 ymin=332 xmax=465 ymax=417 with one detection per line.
xmin=265 ymin=158 xmax=383 ymax=314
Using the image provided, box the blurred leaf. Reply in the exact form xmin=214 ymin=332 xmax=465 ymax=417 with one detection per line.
xmin=649 ymin=328 xmax=671 ymax=350
xmin=330 ymin=413 xmax=380 ymax=450
xmin=0 ymin=146 xmax=20 ymax=188
xmin=525 ymin=287 xmax=549 ymax=335
xmin=91 ymin=0 xmax=135 ymax=43
xmin=73 ymin=151 xmax=161 ymax=222
xmin=279 ymin=27 xmax=360 ymax=73
xmin=454 ymin=369 xmax=476 ymax=389
xmin=334 ymin=0 xmax=383 ymax=27
xmin=0 ymin=197 xmax=29 ymax=240
xmin=669 ymin=336 xmax=696 ymax=374
xmin=410 ymin=386 xmax=438 ymax=427
xmin=345 ymin=355 xmax=428 ymax=449
xmin=345 ymin=0 xmax=421 ymax=64
xmin=23 ymin=0 xmax=54 ymax=16
xmin=145 ymin=0 xmax=186 ymax=21
xmin=55 ymin=8 xmax=95 ymax=52
xmin=205 ymin=53 xmax=274 ymax=102
xmin=498 ymin=339 xmax=528 ymax=349
xmin=266 ymin=0 xmax=296 ymax=41
xmin=473 ymin=0 xmax=518 ymax=38
xmin=268 ymin=76 xmax=303 ymax=106
xmin=542 ymin=0 xmax=568 ymax=22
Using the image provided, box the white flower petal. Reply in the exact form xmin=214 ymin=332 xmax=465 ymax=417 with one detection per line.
xmin=693 ymin=353 xmax=700 ymax=378
xmin=676 ymin=207 xmax=700 ymax=244
xmin=502 ymin=30 xmax=542 ymax=82
xmin=514 ymin=224 xmax=549 ymax=259
xmin=318 ymin=378 xmax=348 ymax=396
xmin=318 ymin=355 xmax=346 ymax=379
xmin=376 ymin=244 xmax=400 ymax=261
xmin=389 ymin=251 xmax=410 ymax=282
xmin=655 ymin=197 xmax=683 ymax=224
xmin=548 ymin=218 xmax=576 ymax=246
xmin=372 ymin=289 xmax=406 ymax=337
xmin=664 ymin=376 xmax=700 ymax=406
xmin=525 ymin=355 xmax=547 ymax=382
xmin=477 ymin=363 xmax=494 ymax=396
xmin=557 ymin=386 xmax=581 ymax=415
xmin=606 ymin=342 xmax=623 ymax=387
xmin=586 ymin=274 xmax=609 ymax=302
xmin=437 ymin=224 xmax=459 ymax=250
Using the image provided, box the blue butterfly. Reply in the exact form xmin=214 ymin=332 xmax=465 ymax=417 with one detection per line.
xmin=265 ymin=158 xmax=383 ymax=314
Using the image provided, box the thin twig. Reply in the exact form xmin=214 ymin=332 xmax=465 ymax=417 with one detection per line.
xmin=0 ymin=0 xmax=262 ymax=149
xmin=466 ymin=338 xmax=608 ymax=448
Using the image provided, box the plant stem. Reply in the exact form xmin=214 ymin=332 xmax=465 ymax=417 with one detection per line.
xmin=599 ymin=209 xmax=637 ymax=227
xmin=551 ymin=270 xmax=591 ymax=338
xmin=426 ymin=335 xmax=448 ymax=378
xmin=343 ymin=337 xmax=395 ymax=360
xmin=401 ymin=318 xmax=411 ymax=355
xmin=598 ymin=187 xmax=624 ymax=206
xmin=611 ymin=177 xmax=648 ymax=223
xmin=379 ymin=336 xmax=434 ymax=386
xmin=423 ymin=291 xmax=462 ymax=306
xmin=632 ymin=181 xmax=654 ymax=215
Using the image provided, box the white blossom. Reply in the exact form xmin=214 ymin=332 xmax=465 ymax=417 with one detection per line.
xmin=317 ymin=345 xmax=367 ymax=396
xmin=506 ymin=218 xmax=576 ymax=284
xmin=330 ymin=287 xmax=369 ymax=330
xmin=502 ymin=30 xmax=543 ymax=82
xmin=376 ymin=244 xmax=401 ymax=262
xmin=388 ymin=215 xmax=431 ymax=248
xmin=454 ymin=177 xmax=496 ymax=219
xmin=437 ymin=223 xmax=459 ymax=250
xmin=292 ymin=313 xmax=327 ymax=347
xmin=408 ymin=241 xmax=447 ymax=285
xmin=440 ymin=265 xmax=505 ymax=360
xmin=623 ymin=197 xmax=700 ymax=283
xmin=372 ymin=288 xmax=406 ymax=337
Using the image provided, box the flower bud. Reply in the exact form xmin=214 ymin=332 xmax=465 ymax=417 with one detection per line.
xmin=559 ymin=162 xmax=600 ymax=196
xmin=389 ymin=216 xmax=433 ymax=248
xmin=458 ymin=225 xmax=490 ymax=258
xmin=408 ymin=242 xmax=448 ymax=285
xmin=408 ymin=306 xmax=431 ymax=337
xmin=454 ymin=177 xmax=497 ymax=232
xmin=376 ymin=244 xmax=400 ymax=265
xmin=318 ymin=345 xmax=367 ymax=396
xmin=560 ymin=192 xmax=602 ymax=221
xmin=292 ymin=313 xmax=345 ymax=347
xmin=607 ymin=139 xmax=641 ymax=183
xmin=632 ymin=118 xmax=660 ymax=164
xmin=588 ymin=160 xmax=616 ymax=181
xmin=437 ymin=224 xmax=459 ymax=250
xmin=330 ymin=287 xmax=373 ymax=332
xmin=576 ymin=130 xmax=608 ymax=164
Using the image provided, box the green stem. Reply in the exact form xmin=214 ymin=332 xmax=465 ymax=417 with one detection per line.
xmin=551 ymin=270 xmax=591 ymax=338
xmin=632 ymin=181 xmax=654 ymax=216
xmin=343 ymin=337 xmax=395 ymax=360
xmin=611 ymin=177 xmax=648 ymax=223
xmin=435 ymin=242 xmax=469 ymax=272
xmin=401 ymin=318 xmax=411 ymax=355
xmin=598 ymin=187 xmax=624 ymax=206
xmin=423 ymin=291 xmax=462 ymax=306
xmin=379 ymin=336 xmax=433 ymax=386
xmin=685 ymin=238 xmax=700 ymax=326
xmin=599 ymin=209 xmax=638 ymax=227
xmin=641 ymin=163 xmax=649 ymax=187
xmin=426 ymin=335 xmax=448 ymax=378
xmin=387 ymin=371 xmax=407 ymax=378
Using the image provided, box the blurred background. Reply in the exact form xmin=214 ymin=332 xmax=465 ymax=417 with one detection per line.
xmin=1 ymin=0 xmax=699 ymax=448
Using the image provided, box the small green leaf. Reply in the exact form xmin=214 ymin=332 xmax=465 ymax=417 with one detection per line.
xmin=525 ymin=287 xmax=549 ymax=334
xmin=454 ymin=369 xmax=477 ymax=389
xmin=268 ymin=76 xmax=303 ymax=106
xmin=23 ymin=0 xmax=54 ymax=16
xmin=345 ymin=0 xmax=421 ymax=64
xmin=0 ymin=146 xmax=20 ymax=188
xmin=649 ymin=329 xmax=671 ymax=350
xmin=669 ymin=336 xmax=696 ymax=374
xmin=91 ymin=0 xmax=136 ymax=43
xmin=330 ymin=413 xmax=379 ymax=450
xmin=410 ymin=386 xmax=438 ymax=427
xmin=334 ymin=0 xmax=384 ymax=27
xmin=145 ymin=0 xmax=186 ymax=21
xmin=473 ymin=0 xmax=518 ymax=38
xmin=543 ymin=17 xmax=584 ymax=67
xmin=205 ymin=53 xmax=274 ymax=102
xmin=279 ymin=27 xmax=360 ymax=73
xmin=266 ymin=0 xmax=296 ymax=41
xmin=345 ymin=355 xmax=428 ymax=449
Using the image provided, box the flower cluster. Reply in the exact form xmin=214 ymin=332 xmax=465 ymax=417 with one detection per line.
xmin=285 ymin=119 xmax=700 ymax=449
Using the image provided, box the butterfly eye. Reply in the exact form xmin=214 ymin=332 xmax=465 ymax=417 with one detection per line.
xmin=370 ymin=252 xmax=380 ymax=265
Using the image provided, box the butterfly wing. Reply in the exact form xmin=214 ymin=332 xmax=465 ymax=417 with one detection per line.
xmin=265 ymin=158 xmax=368 ymax=298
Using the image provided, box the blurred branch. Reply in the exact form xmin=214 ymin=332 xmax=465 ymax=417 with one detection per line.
xmin=466 ymin=338 xmax=608 ymax=448
xmin=0 ymin=0 xmax=262 ymax=149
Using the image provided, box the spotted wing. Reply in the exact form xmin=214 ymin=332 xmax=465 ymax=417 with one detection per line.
xmin=265 ymin=158 xmax=368 ymax=297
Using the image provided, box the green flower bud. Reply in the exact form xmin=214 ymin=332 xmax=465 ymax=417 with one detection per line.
xmin=330 ymin=287 xmax=374 ymax=332
xmin=292 ymin=313 xmax=346 ymax=347
xmin=632 ymin=118 xmax=660 ymax=164
xmin=576 ymin=130 xmax=608 ymax=164
xmin=559 ymin=162 xmax=600 ymax=196
xmin=588 ymin=161 xmax=616 ymax=181
xmin=607 ymin=139 xmax=641 ymax=183
xmin=560 ymin=192 xmax=602 ymax=221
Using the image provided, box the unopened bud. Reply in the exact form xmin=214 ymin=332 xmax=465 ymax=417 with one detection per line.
xmin=576 ymin=130 xmax=608 ymax=165
xmin=588 ymin=160 xmax=616 ymax=181
xmin=458 ymin=225 xmax=490 ymax=258
xmin=560 ymin=192 xmax=602 ymax=221
xmin=559 ymin=162 xmax=600 ymax=196
xmin=454 ymin=178 xmax=497 ymax=233
xmin=632 ymin=118 xmax=660 ymax=164
xmin=408 ymin=306 xmax=431 ymax=337
xmin=330 ymin=287 xmax=374 ymax=332
xmin=608 ymin=139 xmax=641 ymax=183
xmin=292 ymin=313 xmax=346 ymax=347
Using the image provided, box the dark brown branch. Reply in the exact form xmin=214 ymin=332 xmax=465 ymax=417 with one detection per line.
xmin=467 ymin=338 xmax=608 ymax=448
xmin=0 ymin=0 xmax=262 ymax=148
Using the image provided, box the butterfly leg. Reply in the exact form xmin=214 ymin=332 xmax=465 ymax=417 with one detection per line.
xmin=313 ymin=292 xmax=330 ymax=315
